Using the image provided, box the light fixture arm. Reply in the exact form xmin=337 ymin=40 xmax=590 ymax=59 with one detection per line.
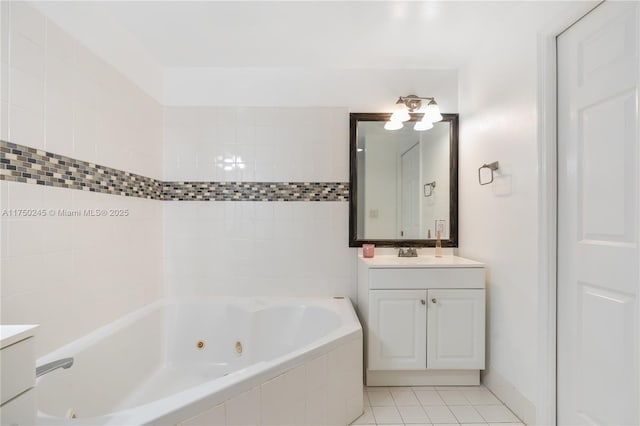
xmin=396 ymin=95 xmax=436 ymax=112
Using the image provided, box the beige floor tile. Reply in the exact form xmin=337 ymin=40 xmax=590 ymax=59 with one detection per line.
xmin=368 ymin=390 xmax=396 ymax=406
xmin=372 ymin=406 xmax=403 ymax=424
xmin=449 ymin=405 xmax=484 ymax=423
xmin=415 ymin=390 xmax=446 ymax=406
xmin=391 ymin=390 xmax=421 ymax=406
xmin=398 ymin=405 xmax=430 ymax=424
xmin=475 ymin=405 xmax=520 ymax=423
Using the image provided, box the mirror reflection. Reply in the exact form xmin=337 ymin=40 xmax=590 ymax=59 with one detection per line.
xmin=349 ymin=113 xmax=458 ymax=247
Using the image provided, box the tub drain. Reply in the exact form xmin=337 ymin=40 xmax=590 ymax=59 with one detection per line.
xmin=66 ymin=409 xmax=77 ymax=419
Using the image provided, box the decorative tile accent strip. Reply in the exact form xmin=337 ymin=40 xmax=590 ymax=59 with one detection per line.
xmin=0 ymin=140 xmax=349 ymax=201
xmin=0 ymin=140 xmax=164 ymax=199
xmin=162 ymin=182 xmax=349 ymax=201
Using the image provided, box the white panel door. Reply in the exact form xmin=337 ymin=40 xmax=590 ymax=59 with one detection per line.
xmin=426 ymin=289 xmax=485 ymax=370
xmin=401 ymin=143 xmax=421 ymax=239
xmin=368 ymin=290 xmax=427 ymax=370
xmin=558 ymin=2 xmax=639 ymax=424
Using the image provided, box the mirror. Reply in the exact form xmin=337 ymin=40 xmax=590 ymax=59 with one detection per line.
xmin=349 ymin=113 xmax=458 ymax=247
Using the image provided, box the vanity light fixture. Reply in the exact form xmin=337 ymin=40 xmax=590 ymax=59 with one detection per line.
xmin=385 ymin=95 xmax=443 ymax=131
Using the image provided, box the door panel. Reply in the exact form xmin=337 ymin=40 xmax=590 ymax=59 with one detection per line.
xmin=579 ymin=90 xmax=636 ymax=243
xmin=576 ymin=283 xmax=636 ymax=425
xmin=368 ymin=290 xmax=427 ymax=370
xmin=557 ymin=2 xmax=639 ymax=424
xmin=426 ymin=289 xmax=485 ymax=370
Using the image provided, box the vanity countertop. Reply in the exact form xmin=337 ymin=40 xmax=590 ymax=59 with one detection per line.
xmin=1 ymin=324 xmax=38 ymax=349
xmin=359 ymin=255 xmax=484 ymax=268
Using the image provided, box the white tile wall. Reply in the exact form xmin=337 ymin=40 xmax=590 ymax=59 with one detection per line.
xmin=163 ymin=106 xmax=357 ymax=300
xmin=0 ymin=1 xmax=164 ymax=356
xmin=0 ymin=181 xmax=163 ymax=356
xmin=3 ymin=1 xmax=163 ymax=179
xmin=163 ymin=106 xmax=348 ymax=183
xmin=163 ymin=201 xmax=356 ymax=300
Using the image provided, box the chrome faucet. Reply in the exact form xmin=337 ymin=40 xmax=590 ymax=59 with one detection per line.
xmin=36 ymin=357 xmax=74 ymax=378
xmin=398 ymin=248 xmax=418 ymax=257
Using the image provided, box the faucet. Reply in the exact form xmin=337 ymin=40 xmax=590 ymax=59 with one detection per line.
xmin=36 ymin=357 xmax=74 ymax=378
xmin=398 ymin=248 xmax=418 ymax=257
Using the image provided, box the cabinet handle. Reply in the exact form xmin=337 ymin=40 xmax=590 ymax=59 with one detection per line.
xmin=420 ymin=299 xmax=426 ymax=305
xmin=431 ymin=298 xmax=437 ymax=304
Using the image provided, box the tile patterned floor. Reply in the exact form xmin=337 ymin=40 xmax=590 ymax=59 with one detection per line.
xmin=350 ymin=385 xmax=524 ymax=426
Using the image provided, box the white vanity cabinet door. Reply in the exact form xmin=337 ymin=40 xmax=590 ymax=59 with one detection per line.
xmin=426 ymin=289 xmax=485 ymax=370
xmin=369 ymin=290 xmax=427 ymax=370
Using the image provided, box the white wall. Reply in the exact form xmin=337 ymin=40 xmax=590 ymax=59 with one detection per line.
xmin=0 ymin=1 xmax=163 ymax=356
xmin=458 ymin=37 xmax=540 ymax=421
xmin=457 ymin=1 xmax=596 ymax=423
xmin=163 ymin=68 xmax=458 ymax=111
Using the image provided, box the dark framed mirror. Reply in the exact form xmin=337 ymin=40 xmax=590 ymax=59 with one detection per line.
xmin=349 ymin=113 xmax=458 ymax=247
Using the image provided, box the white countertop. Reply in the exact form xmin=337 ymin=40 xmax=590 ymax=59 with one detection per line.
xmin=359 ymin=255 xmax=484 ymax=268
xmin=1 ymin=324 xmax=38 ymax=349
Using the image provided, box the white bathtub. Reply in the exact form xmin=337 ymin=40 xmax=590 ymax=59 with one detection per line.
xmin=35 ymin=297 xmax=363 ymax=425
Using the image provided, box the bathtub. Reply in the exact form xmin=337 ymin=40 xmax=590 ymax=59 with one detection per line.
xmin=35 ymin=297 xmax=363 ymax=425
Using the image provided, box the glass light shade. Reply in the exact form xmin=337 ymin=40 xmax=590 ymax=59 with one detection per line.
xmin=390 ymin=109 xmax=411 ymax=122
xmin=424 ymin=102 xmax=443 ymax=123
xmin=414 ymin=120 xmax=433 ymax=131
xmin=384 ymin=120 xmax=403 ymax=130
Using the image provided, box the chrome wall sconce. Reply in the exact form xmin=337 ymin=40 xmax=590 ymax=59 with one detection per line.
xmin=385 ymin=95 xmax=443 ymax=131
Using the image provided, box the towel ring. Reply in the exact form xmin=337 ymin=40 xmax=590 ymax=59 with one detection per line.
xmin=478 ymin=161 xmax=499 ymax=185
xmin=424 ymin=181 xmax=436 ymax=197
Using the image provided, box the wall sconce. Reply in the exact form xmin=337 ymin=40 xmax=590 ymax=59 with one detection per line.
xmin=385 ymin=95 xmax=443 ymax=131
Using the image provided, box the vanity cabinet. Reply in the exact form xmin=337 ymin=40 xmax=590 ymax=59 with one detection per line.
xmin=357 ymin=256 xmax=485 ymax=386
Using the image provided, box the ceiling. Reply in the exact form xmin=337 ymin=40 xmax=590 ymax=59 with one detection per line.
xmin=33 ymin=1 xmax=583 ymax=70
xmin=30 ymin=1 xmax=595 ymax=103
xmin=100 ymin=1 xmax=519 ymax=69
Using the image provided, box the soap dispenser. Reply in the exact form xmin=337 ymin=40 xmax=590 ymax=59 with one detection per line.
xmin=435 ymin=231 xmax=443 ymax=257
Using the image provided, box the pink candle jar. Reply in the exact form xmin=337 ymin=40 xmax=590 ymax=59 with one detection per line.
xmin=362 ymin=244 xmax=375 ymax=258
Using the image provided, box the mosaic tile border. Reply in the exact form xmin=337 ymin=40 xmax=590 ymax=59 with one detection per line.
xmin=163 ymin=182 xmax=348 ymax=201
xmin=0 ymin=141 xmax=164 ymax=199
xmin=0 ymin=140 xmax=349 ymax=201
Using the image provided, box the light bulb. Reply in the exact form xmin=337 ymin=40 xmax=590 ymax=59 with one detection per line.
xmin=384 ymin=121 xmax=403 ymax=130
xmin=424 ymin=101 xmax=443 ymax=123
xmin=414 ymin=120 xmax=433 ymax=131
